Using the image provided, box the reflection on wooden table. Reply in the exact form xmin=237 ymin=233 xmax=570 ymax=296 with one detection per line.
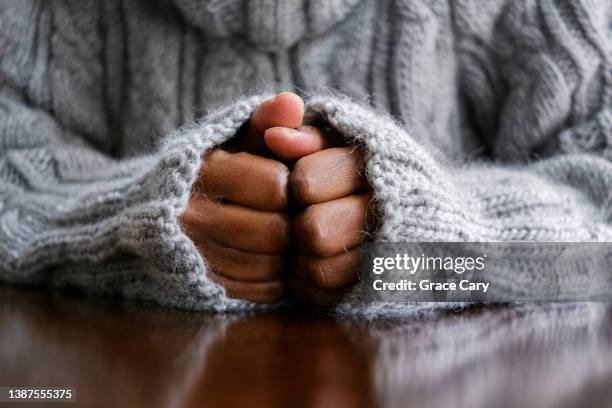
xmin=1 ymin=286 xmax=612 ymax=408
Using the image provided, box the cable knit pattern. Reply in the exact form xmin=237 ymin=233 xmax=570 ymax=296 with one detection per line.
xmin=0 ymin=0 xmax=611 ymax=314
xmin=305 ymin=95 xmax=612 ymax=316
xmin=1 ymin=93 xmax=274 ymax=312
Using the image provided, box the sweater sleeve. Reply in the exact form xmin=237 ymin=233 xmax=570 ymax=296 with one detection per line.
xmin=0 ymin=87 xmax=272 ymax=312
xmin=305 ymin=91 xmax=612 ymax=316
xmin=311 ymin=1 xmax=611 ymax=315
xmin=330 ymin=0 xmax=611 ymax=243
xmin=0 ymin=1 xmax=276 ymax=312
xmin=306 ymin=94 xmax=612 ymax=244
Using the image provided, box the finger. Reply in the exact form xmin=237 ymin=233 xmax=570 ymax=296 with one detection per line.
xmin=196 ymin=149 xmax=290 ymax=211
xmin=264 ymin=125 xmax=332 ymax=161
xmin=182 ymin=196 xmax=292 ymax=254
xmin=294 ymin=248 xmax=360 ymax=290
xmin=243 ymin=92 xmax=304 ymax=154
xmin=288 ymin=275 xmax=347 ymax=307
xmin=209 ymin=272 xmax=285 ymax=304
xmin=198 ymin=241 xmax=285 ymax=282
xmin=291 ymin=147 xmax=367 ymax=205
xmin=295 ymin=192 xmax=373 ymax=257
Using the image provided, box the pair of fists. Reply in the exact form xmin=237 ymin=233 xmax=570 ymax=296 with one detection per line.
xmin=181 ymin=93 xmax=373 ymax=305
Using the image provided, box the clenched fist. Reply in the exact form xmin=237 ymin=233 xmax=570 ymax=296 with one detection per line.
xmin=289 ymin=146 xmax=373 ymax=306
xmin=181 ymin=92 xmax=373 ymax=305
xmin=180 ymin=93 xmax=301 ymax=304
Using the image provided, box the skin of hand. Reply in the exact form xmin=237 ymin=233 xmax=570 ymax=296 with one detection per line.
xmin=288 ymin=146 xmax=372 ymax=306
xmin=181 ymin=92 xmax=372 ymax=306
xmin=264 ymin=113 xmax=373 ymax=306
xmin=180 ymin=93 xmax=306 ymax=304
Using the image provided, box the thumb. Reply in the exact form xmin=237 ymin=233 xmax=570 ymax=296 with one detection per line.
xmin=264 ymin=125 xmax=332 ymax=161
xmin=241 ymin=92 xmax=304 ymax=155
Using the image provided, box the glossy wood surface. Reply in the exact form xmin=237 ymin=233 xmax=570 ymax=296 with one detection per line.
xmin=1 ymin=286 xmax=612 ymax=408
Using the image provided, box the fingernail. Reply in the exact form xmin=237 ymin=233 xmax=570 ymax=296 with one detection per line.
xmin=283 ymin=128 xmax=302 ymax=137
xmin=267 ymin=127 xmax=301 ymax=137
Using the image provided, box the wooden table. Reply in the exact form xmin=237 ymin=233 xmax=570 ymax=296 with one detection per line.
xmin=1 ymin=286 xmax=612 ymax=408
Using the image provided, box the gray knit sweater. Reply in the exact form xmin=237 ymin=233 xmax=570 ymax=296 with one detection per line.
xmin=1 ymin=0 xmax=611 ymax=314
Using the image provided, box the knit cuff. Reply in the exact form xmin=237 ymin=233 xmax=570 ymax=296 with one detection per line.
xmin=304 ymin=94 xmax=612 ymax=316
xmin=305 ymin=94 xmax=466 ymax=242
xmin=132 ymin=93 xmax=277 ymax=311
xmin=2 ymin=94 xmax=273 ymax=313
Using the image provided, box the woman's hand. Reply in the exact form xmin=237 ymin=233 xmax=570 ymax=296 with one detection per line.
xmin=181 ymin=149 xmax=291 ymax=304
xmin=260 ymin=104 xmax=374 ymax=306
xmin=289 ymin=147 xmax=373 ymax=306
xmin=180 ymin=93 xmax=304 ymax=304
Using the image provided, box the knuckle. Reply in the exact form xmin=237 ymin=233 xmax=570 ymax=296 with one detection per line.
xmin=295 ymin=206 xmax=332 ymax=256
xmin=194 ymin=154 xmax=220 ymax=192
xmin=263 ymin=281 xmax=286 ymax=304
xmin=202 ymin=148 xmax=222 ymax=166
xmin=260 ymin=255 xmax=285 ymax=279
xmin=267 ymin=163 xmax=290 ymax=210
xmin=307 ymin=258 xmax=336 ymax=290
xmin=181 ymin=198 xmax=214 ymax=229
xmin=232 ymin=151 xmax=251 ymax=161
xmin=200 ymin=149 xmax=227 ymax=176
xmin=264 ymin=213 xmax=292 ymax=253
xmin=290 ymin=159 xmax=316 ymax=204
